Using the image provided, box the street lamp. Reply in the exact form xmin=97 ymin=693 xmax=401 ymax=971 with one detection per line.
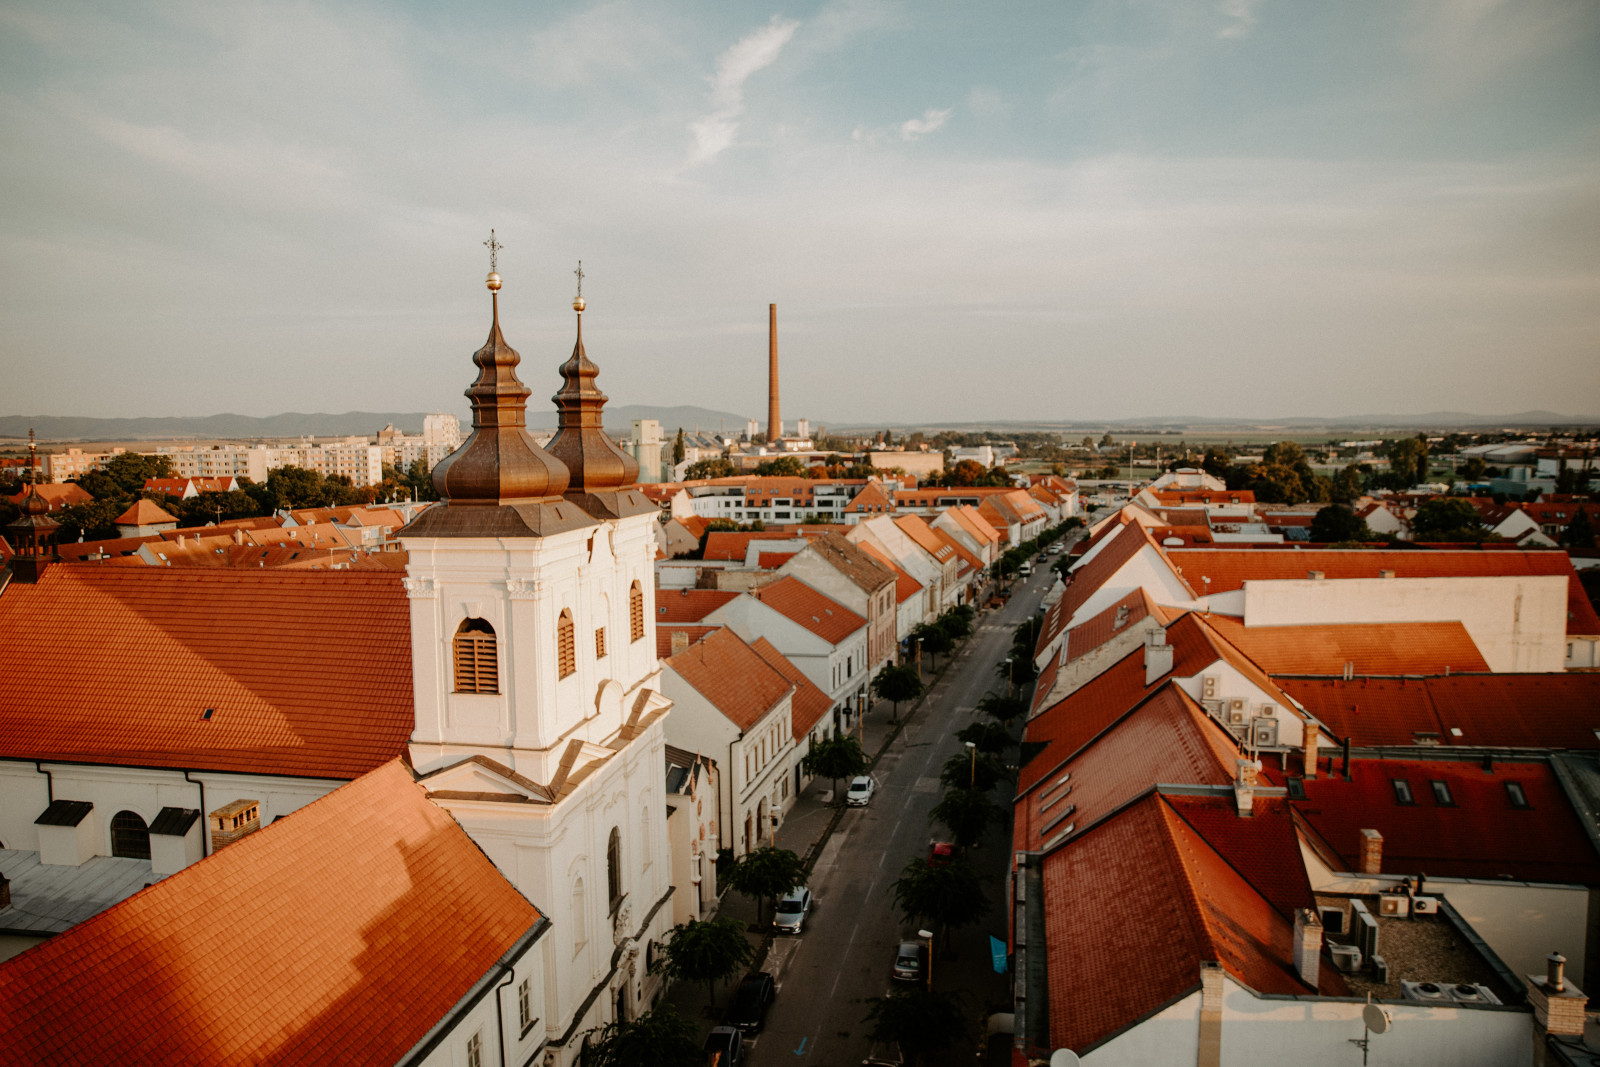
xmin=1004 ymin=657 xmax=1014 ymax=700
xmin=918 ymin=928 xmax=935 ymax=991
xmin=965 ymin=741 xmax=977 ymax=787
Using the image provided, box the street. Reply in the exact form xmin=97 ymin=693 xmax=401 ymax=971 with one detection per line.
xmin=742 ymin=565 xmax=1054 ymax=1066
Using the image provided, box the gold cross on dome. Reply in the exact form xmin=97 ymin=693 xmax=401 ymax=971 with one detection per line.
xmin=574 ymin=261 xmax=584 ymax=299
xmin=484 ymin=229 xmax=502 ymax=272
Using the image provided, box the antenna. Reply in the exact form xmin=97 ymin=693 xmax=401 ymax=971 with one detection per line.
xmin=1349 ymin=995 xmax=1392 ymax=1065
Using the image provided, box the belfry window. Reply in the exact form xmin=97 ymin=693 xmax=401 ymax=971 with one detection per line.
xmin=630 ymin=582 xmax=645 ymax=643
xmin=453 ymin=618 xmax=499 ymax=694
xmin=558 ymin=609 xmax=576 ymax=678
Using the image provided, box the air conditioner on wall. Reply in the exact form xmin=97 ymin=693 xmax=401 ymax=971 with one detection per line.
xmin=1251 ymin=718 xmax=1279 ymax=747
xmin=1411 ymin=896 xmax=1440 ymax=915
xmin=1203 ymin=675 xmax=1219 ymax=698
xmin=1228 ymin=698 xmax=1248 ymax=724
xmin=1378 ymin=895 xmax=1410 ymax=918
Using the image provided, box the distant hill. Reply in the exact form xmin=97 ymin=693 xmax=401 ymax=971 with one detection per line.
xmin=836 ymin=410 xmax=1600 ymax=434
xmin=0 ymin=405 xmax=753 ymax=443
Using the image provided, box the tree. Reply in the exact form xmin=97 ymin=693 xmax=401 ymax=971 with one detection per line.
xmin=649 ymin=917 xmax=754 ymax=1008
xmin=1330 ymin=463 xmax=1364 ymax=504
xmin=1388 ymin=437 xmax=1429 ymax=487
xmin=684 ymin=457 xmax=735 ymax=480
xmin=1309 ymin=504 xmax=1372 ymax=544
xmin=754 ymin=455 xmax=807 ymax=477
xmin=1411 ymin=498 xmax=1491 ymax=542
xmin=802 ymin=735 xmax=868 ymax=803
xmin=976 ymin=691 xmax=1025 ymax=725
xmin=722 ymin=846 xmax=807 ymax=926
xmin=864 ymin=988 xmax=969 ymax=1065
xmin=672 ymin=428 xmax=686 ymax=466
xmin=76 ymin=452 xmax=175 ymax=499
xmin=1100 ymin=433 xmax=1115 ymax=447
xmin=871 ymin=663 xmax=924 ymax=722
xmin=1460 ymin=456 xmax=1488 ymax=483
xmin=51 ymin=499 xmax=125 ymax=542
xmin=176 ymin=490 xmax=267 ymax=527
xmin=583 ymin=1003 xmax=702 ymax=1067
xmin=930 ymin=787 xmax=1005 ymax=848
xmin=911 ymin=622 xmax=953 ymax=669
xmin=955 ymin=720 xmax=1012 ymax=755
xmin=938 ymin=605 xmax=974 ymax=641
xmin=890 ymin=858 xmax=989 ymax=950
xmin=940 ymin=750 xmax=1004 ymax=793
xmin=1564 ymin=506 xmax=1595 ymax=549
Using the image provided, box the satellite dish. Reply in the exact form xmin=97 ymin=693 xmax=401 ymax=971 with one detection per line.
xmin=1363 ymin=1003 xmax=1392 ymax=1035
xmin=1050 ymin=1051 xmax=1082 ymax=1067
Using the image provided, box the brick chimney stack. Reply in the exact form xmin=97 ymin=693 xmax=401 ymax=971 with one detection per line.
xmin=1358 ymin=828 xmax=1384 ymax=875
xmin=671 ymin=630 xmax=690 ymax=656
xmin=1292 ymin=909 xmax=1322 ymax=988
xmin=767 ymin=304 xmax=780 ymax=444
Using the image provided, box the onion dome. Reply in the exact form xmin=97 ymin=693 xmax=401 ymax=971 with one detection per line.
xmin=545 ymin=286 xmax=640 ymax=493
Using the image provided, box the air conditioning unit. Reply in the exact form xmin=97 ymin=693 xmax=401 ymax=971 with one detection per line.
xmin=1377 ymin=894 xmax=1410 ymax=918
xmin=1402 ymin=981 xmax=1451 ymax=1003
xmin=1202 ymin=675 xmax=1219 ymax=699
xmin=1251 ymin=717 xmax=1280 ymax=747
xmin=1329 ymin=944 xmax=1362 ymax=973
xmin=1448 ymin=984 xmax=1501 ymax=1005
xmin=1411 ymin=896 xmax=1440 ymax=915
xmin=1258 ymin=703 xmax=1277 ymax=718
xmin=1201 ymin=699 xmax=1224 ymax=717
xmin=1227 ymin=698 xmax=1248 ymax=724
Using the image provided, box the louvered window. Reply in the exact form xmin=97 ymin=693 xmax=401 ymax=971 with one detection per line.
xmin=629 ymin=582 xmax=645 ymax=643
xmin=558 ymin=609 xmax=576 ymax=678
xmin=595 ymin=626 xmax=607 ymax=659
xmin=453 ymin=618 xmax=499 ymax=693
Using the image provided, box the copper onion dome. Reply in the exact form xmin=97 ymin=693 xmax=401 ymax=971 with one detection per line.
xmin=545 ymin=288 xmax=640 ymax=493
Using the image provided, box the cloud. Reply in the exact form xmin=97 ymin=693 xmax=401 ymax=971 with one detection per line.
xmin=1216 ymin=0 xmax=1264 ymax=39
xmin=686 ymin=16 xmax=800 ymax=166
xmin=900 ymin=108 xmax=951 ymax=141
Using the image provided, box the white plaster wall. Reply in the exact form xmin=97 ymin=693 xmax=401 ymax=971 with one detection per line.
xmin=1417 ymin=878 xmax=1589 ymax=982
xmin=1081 ymin=990 xmax=1199 ymax=1065
xmin=409 ymin=941 xmax=549 ymax=1067
xmin=0 ymin=763 xmax=52 ymax=851
xmin=1172 ymin=663 xmax=1309 ymax=749
xmin=1239 ymin=575 xmax=1570 ymax=672
xmin=658 ymin=674 xmax=739 ymax=853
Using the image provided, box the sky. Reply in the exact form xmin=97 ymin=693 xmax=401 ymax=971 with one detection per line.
xmin=1 ymin=0 xmax=1597 ymax=426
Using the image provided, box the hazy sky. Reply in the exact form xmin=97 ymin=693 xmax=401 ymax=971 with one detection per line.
xmin=1 ymin=0 xmax=1597 ymax=425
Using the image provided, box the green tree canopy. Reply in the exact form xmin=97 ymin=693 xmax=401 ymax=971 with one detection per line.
xmin=930 ymin=787 xmax=1005 ymax=848
xmin=649 ymin=918 xmax=754 ymax=1008
xmin=911 ymin=622 xmax=954 ymax=667
xmin=939 ymin=749 xmax=1004 ymax=793
xmin=955 ymin=720 xmax=1013 ymax=755
xmin=672 ymin=428 xmax=686 ymax=466
xmin=722 ymin=846 xmax=807 ymax=926
xmin=1330 ymin=463 xmax=1364 ymax=503
xmin=1565 ymin=506 xmax=1596 ymax=549
xmin=802 ymin=736 xmax=868 ymax=803
xmin=976 ymin=691 xmax=1026 ymax=725
xmin=76 ymin=452 xmax=175 ymax=499
xmin=754 ymin=455 xmax=808 ymax=477
xmin=583 ymin=1003 xmax=703 ymax=1067
xmin=49 ymin=499 xmax=125 ymax=543
xmin=1387 ymin=437 xmax=1430 ymax=487
xmin=1411 ymin=498 xmax=1491 ymax=542
xmin=684 ymin=457 xmax=735 ymax=480
xmin=1310 ymin=504 xmax=1373 ymax=544
xmin=865 ymin=988 xmax=969 ymax=1065
xmin=890 ymin=858 xmax=989 ymax=949
xmin=870 ymin=663 xmax=924 ymax=722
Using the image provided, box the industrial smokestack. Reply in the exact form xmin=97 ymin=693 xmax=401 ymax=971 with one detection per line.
xmin=767 ymin=303 xmax=780 ymax=444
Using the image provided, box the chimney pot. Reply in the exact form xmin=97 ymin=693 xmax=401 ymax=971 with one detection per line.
xmin=1292 ymin=909 xmax=1322 ymax=988
xmin=1308 ymin=570 xmax=1324 ymax=580
xmin=670 ymin=630 xmax=690 ymax=655
xmin=1548 ymin=952 xmax=1567 ymax=992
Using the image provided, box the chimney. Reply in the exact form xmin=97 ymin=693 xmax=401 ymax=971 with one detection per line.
xmin=1144 ymin=630 xmax=1174 ymax=686
xmin=1303 ymin=727 xmax=1320 ymax=779
xmin=233 ymin=528 xmax=245 ymax=545
xmin=671 ymin=630 xmax=690 ymax=656
xmin=1547 ymin=952 xmax=1566 ymax=993
xmin=1307 ymin=570 xmax=1324 ymax=580
xmin=1358 ymin=828 xmax=1383 ymax=875
xmin=1234 ymin=758 xmax=1260 ymax=817
xmin=209 ymin=798 xmax=261 ymax=852
xmin=1526 ymin=950 xmax=1587 ymax=1048
xmin=767 ymin=303 xmax=780 ymax=444
xmin=1292 ymin=909 xmax=1322 ymax=988
xmin=176 ymin=534 xmax=185 ymax=548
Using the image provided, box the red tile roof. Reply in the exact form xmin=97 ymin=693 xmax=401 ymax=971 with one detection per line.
xmin=702 ymin=530 xmax=796 ymax=561
xmin=1203 ymin=616 xmax=1489 ymax=676
xmin=0 ymin=760 xmax=541 ymax=1067
xmin=893 ymin=515 xmax=956 ymax=564
xmin=933 ymin=527 xmax=983 ymax=577
xmin=752 ymin=576 xmax=866 ymax=645
xmin=112 ymin=499 xmax=179 ymax=526
xmin=654 ymin=587 xmax=740 ymax=622
xmin=855 ymin=541 xmax=923 ymax=604
xmin=1292 ymin=757 xmax=1600 ymax=884
xmin=757 ymin=551 xmax=797 ymax=569
xmin=6 ymin=483 xmax=92 ymax=512
xmin=750 ymin=638 xmax=833 ymax=740
xmin=664 ymin=627 xmax=794 ymax=730
xmin=656 ymin=624 xmax=719 ymax=658
xmin=1164 ymin=794 xmax=1316 ymax=919
xmin=1280 ymin=674 xmax=1600 ymax=750
xmin=1062 ymin=588 xmax=1170 ymax=665
xmin=1034 ymin=522 xmax=1175 ymax=661
xmin=946 ymin=504 xmax=1002 ymax=546
xmin=1041 ymin=792 xmax=1338 ymax=1054
xmin=1149 ymin=489 xmax=1257 ymax=506
xmin=0 ymin=564 xmax=413 ymax=778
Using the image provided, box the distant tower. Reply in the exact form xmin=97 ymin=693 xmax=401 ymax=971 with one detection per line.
xmin=767 ymin=303 xmax=780 ymax=444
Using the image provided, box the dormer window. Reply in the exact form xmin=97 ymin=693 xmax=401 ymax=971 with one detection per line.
xmin=558 ymin=609 xmax=576 ymax=678
xmin=453 ymin=618 xmax=499 ymax=694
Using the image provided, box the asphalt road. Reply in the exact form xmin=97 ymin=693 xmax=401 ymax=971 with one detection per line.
xmin=745 ymin=564 xmax=1058 ymax=1067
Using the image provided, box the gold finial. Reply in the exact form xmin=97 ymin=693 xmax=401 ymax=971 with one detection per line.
xmin=484 ymin=229 xmax=503 ymax=291
xmin=573 ymin=261 xmax=586 ymax=312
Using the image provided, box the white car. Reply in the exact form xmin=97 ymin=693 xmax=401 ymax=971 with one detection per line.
xmin=773 ymin=886 xmax=812 ymax=934
xmin=845 ymin=775 xmax=876 ymax=807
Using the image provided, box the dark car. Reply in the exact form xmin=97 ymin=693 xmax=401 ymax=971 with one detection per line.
xmin=705 ymin=1025 xmax=745 ymax=1067
xmin=891 ymin=940 xmax=926 ymax=983
xmin=727 ymin=971 xmax=776 ymax=1035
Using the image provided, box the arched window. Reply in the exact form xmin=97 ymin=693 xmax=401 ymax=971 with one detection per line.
xmin=607 ymin=827 xmax=623 ymax=913
xmin=453 ymin=618 xmax=498 ymax=694
xmin=558 ymin=609 xmax=576 ymax=678
xmin=629 ymin=582 xmax=645 ymax=643
xmin=110 ymin=810 xmax=150 ymax=860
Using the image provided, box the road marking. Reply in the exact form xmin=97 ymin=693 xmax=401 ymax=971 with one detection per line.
xmin=793 ymin=1036 xmax=808 ymax=1055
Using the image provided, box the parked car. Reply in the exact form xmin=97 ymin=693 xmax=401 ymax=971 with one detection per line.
xmin=863 ymin=1040 xmax=905 ymax=1065
xmin=891 ymin=940 xmax=926 ymax=983
xmin=928 ymin=841 xmax=954 ymax=867
xmin=846 ymin=775 xmax=876 ymax=807
xmin=773 ymin=886 xmax=813 ymax=933
xmin=727 ymin=971 xmax=776 ymax=1034
xmin=1019 ymin=562 xmax=1033 ymax=577
xmin=705 ymin=1026 xmax=745 ymax=1067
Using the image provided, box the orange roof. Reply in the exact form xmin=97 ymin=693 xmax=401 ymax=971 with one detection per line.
xmin=656 ymin=624 xmax=719 ymax=658
xmin=6 ymin=483 xmax=92 ymax=512
xmin=675 ymin=514 xmax=710 ymax=540
xmin=1062 ymin=588 xmax=1172 ymax=665
xmin=752 ymin=576 xmax=867 ymax=645
xmin=702 ymin=530 xmax=795 ymax=561
xmin=0 ymin=565 xmax=413 ymax=778
xmin=892 ymin=515 xmax=955 ymax=564
xmin=750 ymin=637 xmax=833 ymax=740
xmin=654 ymin=587 xmax=740 ymax=623
xmin=943 ymin=505 xmax=1002 ymax=547
xmin=1035 ymin=522 xmax=1173 ymax=660
xmin=855 ymin=541 xmax=923 ymax=604
xmin=757 ymin=551 xmax=797 ymax=569
xmin=1149 ymin=489 xmax=1256 ymax=505
xmin=932 ymin=528 xmax=982 ymax=576
xmin=0 ymin=761 xmax=541 ymax=1067
xmin=664 ymin=627 xmax=794 ymax=730
xmin=844 ymin=482 xmax=895 ymax=513
xmin=1042 ymin=792 xmax=1337 ymax=1054
xmin=803 ymin=533 xmax=895 ymax=594
xmin=112 ymin=499 xmax=178 ymax=526
xmin=1203 ymin=616 xmax=1489 ymax=675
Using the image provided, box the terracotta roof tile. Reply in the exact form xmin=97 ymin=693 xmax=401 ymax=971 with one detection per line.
xmin=757 ymin=551 xmax=797 ymax=569
xmin=752 ymin=576 xmax=866 ymax=645
xmin=654 ymin=588 xmax=740 ymax=622
xmin=749 ymin=638 xmax=833 ymax=740
xmin=0 ymin=761 xmax=541 ymax=1067
xmin=1203 ymin=616 xmax=1489 ymax=676
xmin=1062 ymin=588 xmax=1170 ymax=665
xmin=0 ymin=564 xmax=413 ymax=778
xmin=1035 ymin=522 xmax=1171 ymax=661
xmin=1149 ymin=489 xmax=1256 ymax=505
xmin=892 ymin=515 xmax=955 ymax=563
xmin=656 ymin=624 xmax=719 ymax=658
xmin=1164 ymin=794 xmax=1316 ymax=918
xmin=703 ymin=530 xmax=797 ymax=560
xmin=855 ymin=542 xmax=923 ymax=604
xmin=803 ymin=533 xmax=895 ymax=594
xmin=665 ymin=627 xmax=794 ymax=730
xmin=6 ymin=483 xmax=92 ymax=512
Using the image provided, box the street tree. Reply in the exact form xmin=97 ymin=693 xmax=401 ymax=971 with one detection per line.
xmin=890 ymin=858 xmax=989 ymax=950
xmin=930 ymin=787 xmax=1005 ymax=848
xmin=1309 ymin=504 xmax=1372 ymax=544
xmin=672 ymin=427 xmax=686 ymax=466
xmin=955 ymin=720 xmax=1012 ymax=755
xmin=802 ymin=735 xmax=868 ymax=803
xmin=911 ymin=622 xmax=953 ymax=669
xmin=649 ymin=917 xmax=754 ymax=1009
xmin=976 ymin=691 xmax=1026 ymax=725
xmin=864 ymin=988 xmax=969 ymax=1066
xmin=938 ymin=605 xmax=975 ymax=641
xmin=940 ymin=750 xmax=1004 ymax=793
xmin=1411 ymin=498 xmax=1491 ymax=542
xmin=870 ymin=663 xmax=924 ymax=722
xmin=722 ymin=845 xmax=807 ymax=927
xmin=684 ymin=457 xmax=735 ymax=480
xmin=1565 ymin=506 xmax=1595 ymax=549
xmin=583 ymin=1003 xmax=702 ymax=1067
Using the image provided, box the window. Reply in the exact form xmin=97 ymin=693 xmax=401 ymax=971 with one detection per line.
xmin=630 ymin=582 xmax=645 ymax=642
xmin=466 ymin=1031 xmax=482 ymax=1067
xmin=453 ymin=618 xmax=498 ymax=694
xmin=607 ymin=827 xmax=623 ymax=913
xmin=518 ymin=977 xmax=532 ymax=1031
xmin=1285 ymin=777 xmax=1306 ymax=800
xmin=595 ymin=626 xmax=607 ymax=659
xmin=558 ymin=609 xmax=576 ymax=678
xmin=1391 ymin=779 xmax=1415 ymax=805
xmin=110 ymin=810 xmax=151 ymax=860
xmin=1505 ymin=781 xmax=1530 ymax=809
xmin=1430 ymin=780 xmax=1454 ymax=806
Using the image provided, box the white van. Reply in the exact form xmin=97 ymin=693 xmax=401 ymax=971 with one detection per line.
xmin=1019 ymin=562 xmax=1033 ymax=578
